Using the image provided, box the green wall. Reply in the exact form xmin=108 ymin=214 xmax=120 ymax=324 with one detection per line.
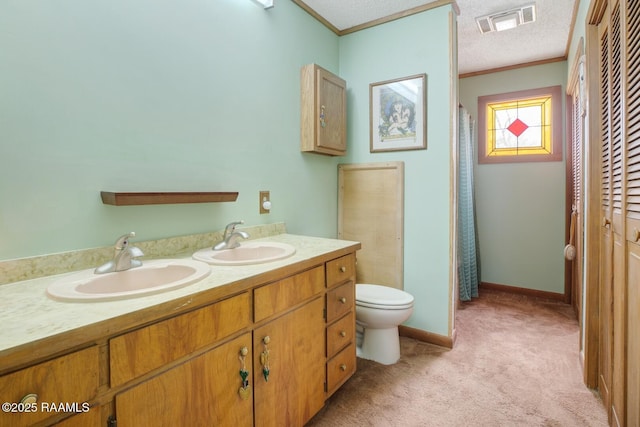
xmin=1 ymin=1 xmax=457 ymax=338
xmin=459 ymin=61 xmax=568 ymax=294
xmin=0 ymin=0 xmax=341 ymax=259
xmin=339 ymin=6 xmax=455 ymax=335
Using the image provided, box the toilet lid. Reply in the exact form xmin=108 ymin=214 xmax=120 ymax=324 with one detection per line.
xmin=356 ymin=284 xmax=414 ymax=308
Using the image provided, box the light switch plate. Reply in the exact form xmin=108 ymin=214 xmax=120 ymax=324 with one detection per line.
xmin=259 ymin=191 xmax=270 ymax=214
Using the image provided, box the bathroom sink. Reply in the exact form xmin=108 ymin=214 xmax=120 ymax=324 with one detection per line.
xmin=46 ymin=259 xmax=211 ymax=302
xmin=193 ymin=241 xmax=296 ymax=266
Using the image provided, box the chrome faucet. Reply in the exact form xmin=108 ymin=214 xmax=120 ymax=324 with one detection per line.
xmin=214 ymin=221 xmax=250 ymax=250
xmin=95 ymin=232 xmax=144 ymax=274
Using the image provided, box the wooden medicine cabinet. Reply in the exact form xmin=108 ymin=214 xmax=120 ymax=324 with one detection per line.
xmin=300 ymin=64 xmax=347 ymax=156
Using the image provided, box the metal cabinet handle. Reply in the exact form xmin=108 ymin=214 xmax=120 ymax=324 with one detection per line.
xmin=339 ymin=297 xmax=347 ymax=304
xmin=339 ymin=364 xmax=347 ymax=371
xmin=238 ymin=347 xmax=250 ymax=400
xmin=340 ymin=331 xmax=347 ymax=337
xmin=260 ymin=336 xmax=271 ymax=382
xmin=339 ymin=266 xmax=346 ymax=273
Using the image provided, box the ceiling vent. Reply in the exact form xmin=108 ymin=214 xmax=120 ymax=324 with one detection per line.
xmin=476 ymin=4 xmax=536 ymax=34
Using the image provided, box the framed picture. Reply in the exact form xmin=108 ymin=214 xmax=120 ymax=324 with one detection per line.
xmin=369 ymin=74 xmax=427 ymax=153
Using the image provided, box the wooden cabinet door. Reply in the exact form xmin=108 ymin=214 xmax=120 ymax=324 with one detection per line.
xmin=301 ymin=64 xmax=346 ymax=156
xmin=253 ymin=297 xmax=325 ymax=427
xmin=114 ymin=333 xmax=253 ymax=427
xmin=316 ymin=67 xmax=346 ymax=153
xmin=0 ymin=347 xmax=99 ymax=427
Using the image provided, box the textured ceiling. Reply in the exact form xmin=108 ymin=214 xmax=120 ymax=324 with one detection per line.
xmin=298 ymin=0 xmax=577 ymax=75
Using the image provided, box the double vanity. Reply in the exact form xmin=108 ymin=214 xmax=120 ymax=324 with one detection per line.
xmin=0 ymin=230 xmax=360 ymax=426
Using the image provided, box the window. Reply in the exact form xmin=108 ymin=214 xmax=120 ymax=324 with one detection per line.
xmin=477 ymin=85 xmax=562 ymax=164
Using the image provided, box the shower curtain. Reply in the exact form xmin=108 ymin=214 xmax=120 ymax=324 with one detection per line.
xmin=457 ymin=106 xmax=480 ymax=301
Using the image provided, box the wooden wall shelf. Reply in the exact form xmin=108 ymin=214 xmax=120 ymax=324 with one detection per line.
xmin=100 ymin=191 xmax=239 ymax=206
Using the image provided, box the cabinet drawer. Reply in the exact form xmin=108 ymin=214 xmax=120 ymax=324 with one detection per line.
xmin=326 ymin=311 xmax=354 ymax=358
xmin=110 ymin=292 xmax=250 ymax=386
xmin=326 ymin=281 xmax=354 ymax=323
xmin=0 ymin=346 xmax=99 ymax=427
xmin=254 ymin=265 xmax=324 ymax=322
xmin=326 ymin=342 xmax=356 ymax=395
xmin=326 ymin=254 xmax=356 ymax=288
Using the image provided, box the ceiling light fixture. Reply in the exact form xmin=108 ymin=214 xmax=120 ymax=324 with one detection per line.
xmin=255 ymin=0 xmax=274 ymax=9
xmin=476 ymin=4 xmax=536 ymax=34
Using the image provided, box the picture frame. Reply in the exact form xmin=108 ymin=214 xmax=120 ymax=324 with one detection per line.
xmin=369 ymin=73 xmax=427 ymax=153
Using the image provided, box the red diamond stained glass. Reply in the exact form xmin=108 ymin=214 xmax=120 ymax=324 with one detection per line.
xmin=507 ymin=118 xmax=528 ymax=137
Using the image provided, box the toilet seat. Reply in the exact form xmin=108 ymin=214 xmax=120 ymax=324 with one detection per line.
xmin=356 ymin=284 xmax=414 ymax=310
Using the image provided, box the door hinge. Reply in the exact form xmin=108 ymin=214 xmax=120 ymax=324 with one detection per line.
xmin=107 ymin=415 xmax=117 ymax=427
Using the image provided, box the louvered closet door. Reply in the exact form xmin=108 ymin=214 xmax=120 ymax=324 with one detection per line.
xmin=625 ymin=0 xmax=640 ymax=424
xmin=608 ymin=3 xmax=626 ymax=425
xmin=598 ymin=7 xmax=614 ymax=417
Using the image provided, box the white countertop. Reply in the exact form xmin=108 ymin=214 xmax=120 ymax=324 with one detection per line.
xmin=0 ymin=234 xmax=359 ymax=359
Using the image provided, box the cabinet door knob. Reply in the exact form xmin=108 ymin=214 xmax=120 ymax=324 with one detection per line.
xmin=339 ymin=364 xmax=347 ymax=371
xmin=340 ymin=331 xmax=347 ymax=337
xmin=339 ymin=297 xmax=347 ymax=304
xmin=634 ymin=228 xmax=640 ymax=242
xmin=340 ymin=266 xmax=346 ymax=273
xmin=262 ymin=336 xmax=271 ymax=345
xmin=603 ymin=217 xmax=611 ymax=227
xmin=239 ymin=346 xmax=248 ymax=356
xmin=20 ymin=394 xmax=37 ymax=404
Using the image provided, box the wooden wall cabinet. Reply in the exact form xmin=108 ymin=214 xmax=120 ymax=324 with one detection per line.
xmin=301 ymin=63 xmax=347 ymax=156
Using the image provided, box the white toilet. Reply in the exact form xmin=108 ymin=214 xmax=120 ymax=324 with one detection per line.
xmin=355 ymin=283 xmax=414 ymax=365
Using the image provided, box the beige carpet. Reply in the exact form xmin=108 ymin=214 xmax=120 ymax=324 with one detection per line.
xmin=308 ymin=289 xmax=609 ymax=427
